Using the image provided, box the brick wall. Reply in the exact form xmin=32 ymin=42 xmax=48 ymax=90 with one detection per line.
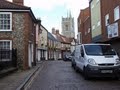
xmin=101 ymin=0 xmax=120 ymax=41
xmin=23 ymin=13 xmax=36 ymax=69
xmin=83 ymin=17 xmax=91 ymax=43
xmin=100 ymin=0 xmax=120 ymax=54
xmin=78 ymin=7 xmax=91 ymax=44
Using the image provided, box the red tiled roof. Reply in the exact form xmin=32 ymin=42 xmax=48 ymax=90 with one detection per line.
xmin=55 ymin=34 xmax=71 ymax=44
xmin=0 ymin=0 xmax=30 ymax=10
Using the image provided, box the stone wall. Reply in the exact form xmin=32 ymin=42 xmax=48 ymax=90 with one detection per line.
xmin=0 ymin=13 xmax=25 ymax=70
xmin=12 ymin=13 xmax=25 ymax=69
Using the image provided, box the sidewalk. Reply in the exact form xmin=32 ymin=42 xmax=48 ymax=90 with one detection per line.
xmin=0 ymin=61 xmax=44 ymax=90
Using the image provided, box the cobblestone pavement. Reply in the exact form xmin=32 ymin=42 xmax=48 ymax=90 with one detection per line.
xmin=28 ymin=60 xmax=120 ymax=90
xmin=0 ymin=62 xmax=43 ymax=90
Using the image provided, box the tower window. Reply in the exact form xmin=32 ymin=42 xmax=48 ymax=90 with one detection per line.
xmin=65 ymin=25 xmax=68 ymax=31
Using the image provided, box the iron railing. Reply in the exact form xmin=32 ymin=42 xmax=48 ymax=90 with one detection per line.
xmin=0 ymin=49 xmax=17 ymax=71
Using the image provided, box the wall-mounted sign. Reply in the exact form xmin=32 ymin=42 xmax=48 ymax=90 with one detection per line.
xmin=107 ymin=22 xmax=118 ymax=38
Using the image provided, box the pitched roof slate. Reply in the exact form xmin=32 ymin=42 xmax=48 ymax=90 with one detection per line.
xmin=48 ymin=32 xmax=58 ymax=41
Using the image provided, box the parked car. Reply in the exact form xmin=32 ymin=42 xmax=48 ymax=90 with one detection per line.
xmin=63 ymin=54 xmax=71 ymax=61
xmin=72 ymin=43 xmax=120 ymax=80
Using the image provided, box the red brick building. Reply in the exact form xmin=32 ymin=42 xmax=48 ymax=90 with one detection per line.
xmin=77 ymin=7 xmax=91 ymax=44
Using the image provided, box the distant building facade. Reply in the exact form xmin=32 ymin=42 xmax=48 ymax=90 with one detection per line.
xmin=62 ymin=13 xmax=75 ymax=38
xmin=48 ymin=31 xmax=58 ymax=60
xmin=37 ymin=25 xmax=48 ymax=61
xmin=53 ymin=29 xmax=71 ymax=59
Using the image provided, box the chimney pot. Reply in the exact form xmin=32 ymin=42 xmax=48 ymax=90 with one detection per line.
xmin=13 ymin=0 xmax=24 ymax=5
xmin=52 ymin=28 xmax=56 ymax=34
xmin=56 ymin=30 xmax=59 ymax=34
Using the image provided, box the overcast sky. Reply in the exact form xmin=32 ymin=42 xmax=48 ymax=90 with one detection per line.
xmin=8 ymin=0 xmax=89 ymax=37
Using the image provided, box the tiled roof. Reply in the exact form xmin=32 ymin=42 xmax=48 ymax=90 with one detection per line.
xmin=55 ymin=34 xmax=71 ymax=44
xmin=55 ymin=34 xmax=64 ymax=43
xmin=52 ymin=34 xmax=59 ymax=42
xmin=48 ymin=32 xmax=57 ymax=41
xmin=0 ymin=0 xmax=30 ymax=10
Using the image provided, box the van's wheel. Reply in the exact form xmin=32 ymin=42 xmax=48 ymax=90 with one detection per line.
xmin=71 ymin=62 xmax=74 ymax=67
xmin=71 ymin=62 xmax=75 ymax=69
xmin=84 ymin=67 xmax=89 ymax=80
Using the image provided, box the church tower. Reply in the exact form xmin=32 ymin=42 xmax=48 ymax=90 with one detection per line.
xmin=61 ymin=12 xmax=75 ymax=38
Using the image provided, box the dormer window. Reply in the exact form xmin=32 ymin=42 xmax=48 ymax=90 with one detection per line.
xmin=0 ymin=12 xmax=12 ymax=31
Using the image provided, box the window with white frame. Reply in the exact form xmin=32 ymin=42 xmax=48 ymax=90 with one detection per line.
xmin=114 ymin=6 xmax=120 ymax=21
xmin=0 ymin=40 xmax=12 ymax=61
xmin=0 ymin=40 xmax=12 ymax=50
xmin=105 ymin=14 xmax=109 ymax=26
xmin=0 ymin=12 xmax=12 ymax=31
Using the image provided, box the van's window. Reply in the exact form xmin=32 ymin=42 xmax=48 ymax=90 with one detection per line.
xmin=81 ymin=46 xmax=84 ymax=57
xmin=84 ymin=45 xmax=116 ymax=55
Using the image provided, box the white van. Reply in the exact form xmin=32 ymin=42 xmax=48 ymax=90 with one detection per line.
xmin=72 ymin=43 xmax=120 ymax=79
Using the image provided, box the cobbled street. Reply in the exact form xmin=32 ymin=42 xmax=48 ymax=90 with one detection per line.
xmin=27 ymin=60 xmax=120 ymax=90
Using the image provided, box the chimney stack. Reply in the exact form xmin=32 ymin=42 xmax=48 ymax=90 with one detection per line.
xmin=52 ymin=28 xmax=56 ymax=34
xmin=13 ymin=0 xmax=24 ymax=5
xmin=56 ymin=30 xmax=59 ymax=34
